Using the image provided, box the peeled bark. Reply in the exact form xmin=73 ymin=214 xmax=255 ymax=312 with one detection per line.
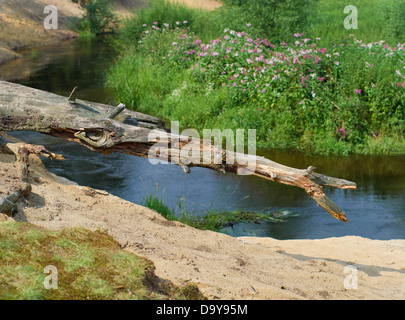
xmin=0 ymin=81 xmax=357 ymax=222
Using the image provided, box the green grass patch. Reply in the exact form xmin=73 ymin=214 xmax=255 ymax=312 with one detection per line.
xmin=107 ymin=0 xmax=405 ymax=156
xmin=143 ymin=194 xmax=297 ymax=233
xmin=0 ymin=221 xmax=205 ymax=300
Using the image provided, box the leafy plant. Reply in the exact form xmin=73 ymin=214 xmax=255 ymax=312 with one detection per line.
xmin=107 ymin=0 xmax=405 ymax=156
xmin=142 ymin=194 xmax=295 ymax=233
xmin=385 ymin=1 xmax=405 ymax=42
xmin=108 ymin=22 xmax=405 ymax=155
xmin=221 ymin=0 xmax=318 ymax=41
xmin=79 ymin=0 xmax=118 ymax=36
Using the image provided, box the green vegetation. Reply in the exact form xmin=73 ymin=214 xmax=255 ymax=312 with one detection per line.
xmin=309 ymin=0 xmax=405 ymax=45
xmin=106 ymin=0 xmax=405 ymax=156
xmin=71 ymin=0 xmax=119 ymax=37
xmin=143 ymin=194 xmax=297 ymax=233
xmin=0 ymin=221 xmax=205 ymax=300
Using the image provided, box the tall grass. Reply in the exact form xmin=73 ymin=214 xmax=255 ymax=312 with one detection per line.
xmin=308 ymin=0 xmax=403 ymax=46
xmin=107 ymin=0 xmax=405 ymax=156
xmin=143 ymin=194 xmax=296 ymax=233
xmin=118 ymin=0 xmax=221 ymax=46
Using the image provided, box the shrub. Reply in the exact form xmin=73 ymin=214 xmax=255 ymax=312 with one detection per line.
xmin=107 ymin=0 xmax=405 ymax=155
xmin=221 ymin=0 xmax=318 ymax=41
xmin=108 ymin=22 xmax=405 ymax=155
xmin=79 ymin=0 xmax=118 ymax=35
xmin=117 ymin=0 xmax=220 ymax=47
xmin=385 ymin=1 xmax=405 ymax=42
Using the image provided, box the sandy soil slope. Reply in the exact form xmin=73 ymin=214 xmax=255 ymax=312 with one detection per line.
xmin=1 ymin=0 xmax=404 ymax=300
xmin=171 ymin=0 xmax=222 ymax=10
xmin=0 ymin=0 xmax=220 ymax=66
xmin=1 ymin=132 xmax=404 ymax=300
xmin=0 ymin=0 xmax=85 ymax=65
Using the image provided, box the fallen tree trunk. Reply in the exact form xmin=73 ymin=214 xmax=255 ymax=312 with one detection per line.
xmin=0 ymin=81 xmax=356 ymax=222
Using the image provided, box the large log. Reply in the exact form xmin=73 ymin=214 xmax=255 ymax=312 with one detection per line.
xmin=0 ymin=81 xmax=357 ymax=222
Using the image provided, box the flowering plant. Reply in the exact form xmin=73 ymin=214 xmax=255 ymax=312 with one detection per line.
xmin=111 ymin=22 xmax=405 ymax=154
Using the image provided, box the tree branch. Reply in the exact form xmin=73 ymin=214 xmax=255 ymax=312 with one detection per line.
xmin=0 ymin=81 xmax=357 ymax=222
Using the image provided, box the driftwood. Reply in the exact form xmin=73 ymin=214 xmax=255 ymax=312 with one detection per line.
xmin=0 ymin=81 xmax=357 ymax=222
xmin=0 ymin=181 xmax=32 ymax=216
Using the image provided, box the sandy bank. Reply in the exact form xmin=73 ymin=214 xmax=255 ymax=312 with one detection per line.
xmin=1 ymin=131 xmax=404 ymax=300
xmin=0 ymin=0 xmax=220 ymax=66
xmin=171 ymin=0 xmax=222 ymax=10
xmin=0 ymin=0 xmax=404 ymax=300
xmin=0 ymin=0 xmax=144 ymax=66
xmin=0 ymin=0 xmax=85 ymax=66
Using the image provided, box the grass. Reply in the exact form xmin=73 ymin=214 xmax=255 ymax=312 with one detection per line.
xmin=117 ymin=0 xmax=222 ymax=46
xmin=106 ymin=0 xmax=405 ymax=156
xmin=0 ymin=221 xmax=205 ymax=300
xmin=308 ymin=0 xmax=404 ymax=46
xmin=143 ymin=194 xmax=297 ymax=233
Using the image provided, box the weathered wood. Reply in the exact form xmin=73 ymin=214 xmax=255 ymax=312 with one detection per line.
xmin=108 ymin=103 xmax=126 ymax=119
xmin=0 ymin=180 xmax=32 ymax=216
xmin=7 ymin=141 xmax=65 ymax=180
xmin=0 ymin=81 xmax=357 ymax=222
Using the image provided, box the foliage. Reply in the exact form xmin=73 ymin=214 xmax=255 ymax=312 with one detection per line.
xmin=77 ymin=0 xmax=118 ymax=36
xmin=143 ymin=194 xmax=295 ymax=233
xmin=108 ymin=21 xmax=405 ymax=155
xmin=384 ymin=1 xmax=405 ymax=42
xmin=144 ymin=194 xmax=177 ymax=221
xmin=107 ymin=0 xmax=405 ymax=155
xmin=221 ymin=0 xmax=318 ymax=41
xmin=117 ymin=0 xmax=220 ymax=47
xmin=307 ymin=0 xmax=403 ymax=46
xmin=0 ymin=221 xmax=205 ymax=300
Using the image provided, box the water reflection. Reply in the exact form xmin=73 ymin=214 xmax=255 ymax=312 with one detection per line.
xmin=2 ymin=38 xmax=405 ymax=240
xmin=0 ymin=37 xmax=116 ymax=104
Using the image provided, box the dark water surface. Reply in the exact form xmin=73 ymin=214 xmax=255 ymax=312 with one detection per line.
xmin=1 ymin=38 xmax=404 ymax=240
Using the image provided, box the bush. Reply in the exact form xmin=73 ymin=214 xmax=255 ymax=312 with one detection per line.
xmin=117 ymin=0 xmax=220 ymax=47
xmin=79 ymin=0 xmax=118 ymax=35
xmin=107 ymin=22 xmax=405 ymax=155
xmin=385 ymin=1 xmax=405 ymax=42
xmin=221 ymin=0 xmax=318 ymax=41
xmin=107 ymin=0 xmax=405 ymax=155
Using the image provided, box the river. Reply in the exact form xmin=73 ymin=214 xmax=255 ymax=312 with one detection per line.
xmin=1 ymin=37 xmax=404 ymax=240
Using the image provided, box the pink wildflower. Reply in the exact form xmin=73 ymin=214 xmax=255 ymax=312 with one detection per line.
xmin=338 ymin=128 xmax=346 ymax=137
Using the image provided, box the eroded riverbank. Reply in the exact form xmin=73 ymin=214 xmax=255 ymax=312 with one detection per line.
xmin=1 ymin=37 xmax=405 ymax=240
xmin=1 ymin=0 xmax=405 ymax=300
xmin=1 ymin=132 xmax=405 ymax=299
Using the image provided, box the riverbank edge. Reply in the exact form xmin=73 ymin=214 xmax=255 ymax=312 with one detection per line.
xmin=0 ymin=0 xmax=222 ymax=66
xmin=1 ymin=0 xmax=405 ymax=300
xmin=0 ymin=34 xmax=81 ymax=67
xmin=1 ymin=131 xmax=404 ymax=300
xmin=0 ymin=0 xmax=87 ymax=67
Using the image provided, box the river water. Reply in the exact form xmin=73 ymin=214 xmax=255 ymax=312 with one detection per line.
xmin=1 ymin=38 xmax=404 ymax=240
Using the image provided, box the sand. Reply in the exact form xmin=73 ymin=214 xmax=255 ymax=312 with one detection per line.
xmin=0 ymin=0 xmax=147 ymax=66
xmin=0 ymin=0 xmax=404 ymax=300
xmin=1 ymin=131 xmax=404 ymax=300
xmin=170 ymin=0 xmax=222 ymax=10
xmin=0 ymin=0 xmax=84 ymax=66
xmin=0 ymin=0 xmax=221 ymax=66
